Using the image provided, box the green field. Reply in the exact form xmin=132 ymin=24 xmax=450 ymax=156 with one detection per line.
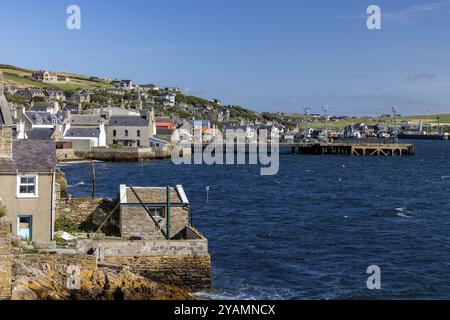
xmin=297 ymin=114 xmax=450 ymax=130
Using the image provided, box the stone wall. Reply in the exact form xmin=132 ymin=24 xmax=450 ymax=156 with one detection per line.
xmin=77 ymin=238 xmax=208 ymax=258
xmin=76 ymin=228 xmax=211 ymax=290
xmin=0 ymin=224 xmax=12 ymax=300
xmin=56 ymin=197 xmax=119 ymax=235
xmin=0 ymin=126 xmax=12 ymax=158
xmin=120 ymin=205 xmax=189 ymax=240
xmin=76 ymin=147 xmax=171 ymax=162
xmin=104 ymin=255 xmax=211 ymax=290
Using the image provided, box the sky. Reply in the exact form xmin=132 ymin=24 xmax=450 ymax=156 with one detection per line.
xmin=0 ymin=0 xmax=449 ymax=116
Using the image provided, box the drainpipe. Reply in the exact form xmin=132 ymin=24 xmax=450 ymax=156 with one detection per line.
xmin=50 ymin=171 xmax=55 ymax=241
xmin=166 ymin=186 xmax=171 ymax=240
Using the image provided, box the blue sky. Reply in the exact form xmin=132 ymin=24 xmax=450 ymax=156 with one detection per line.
xmin=0 ymin=0 xmax=449 ymax=116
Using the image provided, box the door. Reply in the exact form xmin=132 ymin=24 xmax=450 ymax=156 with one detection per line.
xmin=17 ymin=216 xmax=32 ymax=240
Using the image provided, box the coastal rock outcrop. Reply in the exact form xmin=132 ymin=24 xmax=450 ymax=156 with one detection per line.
xmin=11 ymin=255 xmax=192 ymax=300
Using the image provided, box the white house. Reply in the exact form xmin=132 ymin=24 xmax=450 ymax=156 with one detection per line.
xmin=63 ymin=122 xmax=106 ymax=148
xmin=62 ymin=114 xmax=107 ymax=149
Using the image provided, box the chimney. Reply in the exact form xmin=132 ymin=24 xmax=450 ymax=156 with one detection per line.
xmin=15 ymin=121 xmax=25 ymax=140
xmin=64 ymin=110 xmax=71 ymax=122
xmin=147 ymin=107 xmax=156 ymax=138
xmin=0 ymin=97 xmax=13 ymax=158
xmin=53 ymin=101 xmax=59 ymax=113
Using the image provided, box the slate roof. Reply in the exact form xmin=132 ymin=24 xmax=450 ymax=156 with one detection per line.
xmin=0 ymin=140 xmax=56 ymax=173
xmin=108 ymin=116 xmax=148 ymax=127
xmin=26 ymin=128 xmax=54 ymax=140
xmin=63 ymin=105 xmax=80 ymax=112
xmin=65 ymin=127 xmax=100 ymax=138
xmin=125 ymin=187 xmax=182 ymax=204
xmin=30 ymin=105 xmax=49 ymax=112
xmin=25 ymin=112 xmax=62 ymax=125
xmin=69 ymin=115 xmax=104 ymax=126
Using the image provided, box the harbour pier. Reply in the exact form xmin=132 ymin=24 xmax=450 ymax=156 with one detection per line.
xmin=287 ymin=142 xmax=415 ymax=156
xmin=192 ymin=142 xmax=415 ymax=157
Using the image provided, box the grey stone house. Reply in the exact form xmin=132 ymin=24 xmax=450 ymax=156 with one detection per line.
xmin=106 ymin=115 xmax=150 ymax=147
xmin=119 ymin=185 xmax=191 ymax=240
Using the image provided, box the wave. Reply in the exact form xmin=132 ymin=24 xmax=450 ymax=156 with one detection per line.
xmin=193 ymin=284 xmax=297 ymax=300
xmin=395 ymin=207 xmax=413 ymax=218
xmin=68 ymin=181 xmax=86 ymax=188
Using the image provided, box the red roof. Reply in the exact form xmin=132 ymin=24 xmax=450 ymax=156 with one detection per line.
xmin=156 ymin=122 xmax=174 ymax=129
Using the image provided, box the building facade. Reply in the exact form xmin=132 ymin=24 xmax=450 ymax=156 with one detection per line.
xmin=106 ymin=115 xmax=150 ymax=147
xmin=1 ymin=102 xmax=56 ymax=243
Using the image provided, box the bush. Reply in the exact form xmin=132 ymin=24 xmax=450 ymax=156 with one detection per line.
xmin=0 ymin=203 xmax=6 ymax=218
xmin=55 ymin=217 xmax=80 ymax=234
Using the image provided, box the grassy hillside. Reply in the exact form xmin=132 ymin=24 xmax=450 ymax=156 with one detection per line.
xmin=0 ymin=64 xmax=111 ymax=90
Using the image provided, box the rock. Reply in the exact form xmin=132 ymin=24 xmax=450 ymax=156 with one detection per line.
xmin=12 ymin=262 xmax=192 ymax=300
xmin=11 ymin=277 xmax=37 ymax=300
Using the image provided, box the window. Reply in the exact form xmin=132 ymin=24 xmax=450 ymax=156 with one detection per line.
xmin=113 ymin=130 xmax=117 ymax=137
xmin=17 ymin=175 xmax=38 ymax=198
xmin=125 ymin=130 xmax=129 ymax=137
xmin=147 ymin=207 xmax=165 ymax=220
xmin=137 ymin=130 xmax=141 ymax=137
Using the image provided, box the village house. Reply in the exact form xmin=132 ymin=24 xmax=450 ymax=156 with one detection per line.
xmin=217 ymin=109 xmax=231 ymax=123
xmin=119 ymin=185 xmax=191 ymax=240
xmin=189 ymin=119 xmax=211 ymax=132
xmin=223 ymin=123 xmax=258 ymax=143
xmin=149 ymin=137 xmax=170 ymax=150
xmin=44 ymin=89 xmax=66 ymax=101
xmin=140 ymin=84 xmax=160 ymax=91
xmin=160 ymin=92 xmax=176 ymax=106
xmin=0 ymin=101 xmax=57 ymax=243
xmin=106 ymin=114 xmax=152 ymax=147
xmin=118 ymin=80 xmax=134 ymax=90
xmin=17 ymin=108 xmax=64 ymax=131
xmin=105 ymin=87 xmax=126 ymax=95
xmin=62 ymin=114 xmax=107 ymax=150
xmin=22 ymin=127 xmax=60 ymax=141
xmin=30 ymin=105 xmax=54 ymax=113
xmin=31 ymin=70 xmax=58 ymax=82
xmin=67 ymin=92 xmax=90 ymax=104
xmin=164 ymin=87 xmax=181 ymax=94
xmin=15 ymin=88 xmax=45 ymax=101
xmin=62 ymin=104 xmax=82 ymax=113
xmin=156 ymin=121 xmax=175 ymax=131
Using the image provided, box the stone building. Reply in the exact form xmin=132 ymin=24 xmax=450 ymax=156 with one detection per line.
xmin=106 ymin=114 xmax=152 ymax=148
xmin=119 ymin=185 xmax=190 ymax=240
xmin=31 ymin=70 xmax=58 ymax=82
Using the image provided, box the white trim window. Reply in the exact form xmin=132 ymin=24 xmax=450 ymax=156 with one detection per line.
xmin=17 ymin=175 xmax=38 ymax=198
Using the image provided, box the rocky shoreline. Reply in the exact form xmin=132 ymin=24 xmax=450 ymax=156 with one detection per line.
xmin=11 ymin=255 xmax=193 ymax=300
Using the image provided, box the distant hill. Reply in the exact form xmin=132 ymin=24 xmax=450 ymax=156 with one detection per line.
xmin=0 ymin=64 xmax=111 ymax=90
